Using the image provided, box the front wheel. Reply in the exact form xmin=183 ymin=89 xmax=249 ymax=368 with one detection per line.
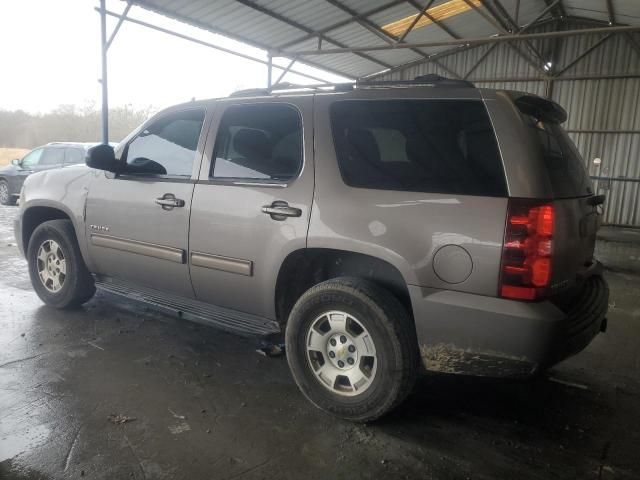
xmin=285 ymin=277 xmax=419 ymax=422
xmin=0 ymin=180 xmax=16 ymax=206
xmin=27 ymin=219 xmax=96 ymax=308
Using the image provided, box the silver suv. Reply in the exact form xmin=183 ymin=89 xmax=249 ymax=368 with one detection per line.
xmin=14 ymin=77 xmax=609 ymax=421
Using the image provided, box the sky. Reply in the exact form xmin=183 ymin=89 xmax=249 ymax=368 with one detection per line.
xmin=0 ymin=0 xmax=348 ymax=114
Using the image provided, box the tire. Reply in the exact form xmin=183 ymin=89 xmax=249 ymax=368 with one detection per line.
xmin=27 ymin=219 xmax=96 ymax=308
xmin=0 ymin=179 xmax=16 ymax=206
xmin=285 ymin=277 xmax=419 ymax=422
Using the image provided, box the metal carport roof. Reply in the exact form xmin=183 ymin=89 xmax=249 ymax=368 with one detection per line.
xmin=96 ymin=0 xmax=640 ymax=142
xmin=116 ymin=0 xmax=640 ymax=80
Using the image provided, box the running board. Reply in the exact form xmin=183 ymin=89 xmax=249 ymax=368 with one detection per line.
xmin=94 ymin=276 xmax=280 ymax=337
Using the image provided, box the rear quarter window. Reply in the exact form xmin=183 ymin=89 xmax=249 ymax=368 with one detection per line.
xmin=519 ymin=113 xmax=593 ymax=198
xmin=330 ymin=100 xmax=507 ymax=197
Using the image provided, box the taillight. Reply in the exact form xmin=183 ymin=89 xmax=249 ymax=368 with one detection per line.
xmin=500 ymin=200 xmax=554 ymax=301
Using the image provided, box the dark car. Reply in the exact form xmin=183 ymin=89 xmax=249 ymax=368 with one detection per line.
xmin=0 ymin=143 xmax=98 ymax=205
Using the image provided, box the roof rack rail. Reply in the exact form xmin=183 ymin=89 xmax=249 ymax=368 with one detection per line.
xmin=229 ymin=75 xmax=473 ymax=97
xmin=357 ymin=74 xmax=474 ymax=88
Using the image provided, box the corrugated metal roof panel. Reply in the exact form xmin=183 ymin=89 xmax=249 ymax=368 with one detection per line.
xmin=128 ymin=0 xmax=640 ymax=82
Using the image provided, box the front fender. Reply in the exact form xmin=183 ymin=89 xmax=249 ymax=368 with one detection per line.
xmin=19 ymin=166 xmax=96 ymax=265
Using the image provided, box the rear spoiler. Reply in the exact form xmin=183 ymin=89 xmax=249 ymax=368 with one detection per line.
xmin=514 ymin=95 xmax=568 ymax=124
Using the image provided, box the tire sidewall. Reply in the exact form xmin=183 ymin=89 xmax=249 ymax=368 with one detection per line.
xmin=286 ymin=285 xmax=407 ymax=420
xmin=27 ymin=222 xmax=84 ymax=308
xmin=0 ymin=180 xmax=12 ymax=206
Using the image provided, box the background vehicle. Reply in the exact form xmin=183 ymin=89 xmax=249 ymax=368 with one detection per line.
xmin=14 ymin=78 xmax=609 ymax=421
xmin=0 ymin=142 xmax=101 ymax=205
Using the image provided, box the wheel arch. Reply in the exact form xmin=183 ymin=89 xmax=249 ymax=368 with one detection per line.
xmin=275 ymin=248 xmax=413 ymax=325
xmin=21 ymin=205 xmax=75 ymax=256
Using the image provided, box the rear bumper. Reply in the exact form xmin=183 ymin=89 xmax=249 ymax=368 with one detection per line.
xmin=410 ymin=268 xmax=609 ymax=378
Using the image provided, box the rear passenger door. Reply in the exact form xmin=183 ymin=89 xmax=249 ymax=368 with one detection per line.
xmin=189 ymin=98 xmax=314 ymax=319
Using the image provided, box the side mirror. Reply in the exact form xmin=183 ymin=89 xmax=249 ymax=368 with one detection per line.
xmin=11 ymin=158 xmax=20 ymax=166
xmin=87 ymin=144 xmax=119 ymax=173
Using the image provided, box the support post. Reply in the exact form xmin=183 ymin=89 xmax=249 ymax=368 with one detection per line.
xmin=267 ymin=54 xmax=273 ymax=88
xmin=100 ymin=0 xmax=109 ymax=144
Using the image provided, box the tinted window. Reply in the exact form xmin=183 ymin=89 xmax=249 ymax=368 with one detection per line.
xmin=212 ymin=104 xmax=302 ymax=181
xmin=330 ymin=100 xmax=507 ymax=196
xmin=65 ymin=148 xmax=84 ymax=165
xmin=40 ymin=148 xmax=65 ymax=166
xmin=124 ymin=109 xmax=205 ymax=177
xmin=519 ymin=113 xmax=592 ymax=198
xmin=21 ymin=148 xmax=43 ymax=168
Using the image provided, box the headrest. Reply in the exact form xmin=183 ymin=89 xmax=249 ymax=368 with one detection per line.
xmin=346 ymin=128 xmax=381 ymax=164
xmin=233 ymin=128 xmax=272 ymax=159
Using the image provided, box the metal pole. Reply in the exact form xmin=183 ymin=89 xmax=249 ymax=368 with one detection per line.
xmin=100 ymin=0 xmax=109 ymax=144
xmin=267 ymin=54 xmax=273 ymax=88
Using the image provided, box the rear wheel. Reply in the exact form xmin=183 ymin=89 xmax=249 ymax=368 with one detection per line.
xmin=285 ymin=277 xmax=419 ymax=422
xmin=27 ymin=220 xmax=95 ymax=308
xmin=0 ymin=180 xmax=16 ymax=206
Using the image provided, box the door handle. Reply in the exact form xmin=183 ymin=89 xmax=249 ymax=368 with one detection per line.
xmin=261 ymin=201 xmax=302 ymax=221
xmin=155 ymin=193 xmax=185 ymax=210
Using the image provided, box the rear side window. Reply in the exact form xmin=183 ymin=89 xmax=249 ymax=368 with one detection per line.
xmin=124 ymin=109 xmax=205 ymax=177
xmin=40 ymin=148 xmax=65 ymax=166
xmin=211 ymin=104 xmax=302 ymax=182
xmin=330 ymin=100 xmax=507 ymax=196
xmin=518 ymin=112 xmax=592 ymax=198
xmin=64 ymin=148 xmax=83 ymax=165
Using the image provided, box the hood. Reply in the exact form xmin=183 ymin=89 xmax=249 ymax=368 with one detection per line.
xmin=0 ymin=163 xmax=20 ymax=174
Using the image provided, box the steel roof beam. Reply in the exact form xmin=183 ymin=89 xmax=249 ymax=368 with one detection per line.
xmin=321 ymin=0 xmax=463 ymax=79
xmin=106 ymin=0 xmax=132 ymax=50
xmin=555 ymin=33 xmax=613 ymax=76
xmin=405 ymin=0 xmax=462 ymax=40
xmin=232 ymin=0 xmax=394 ymax=70
xmin=277 ymin=0 xmax=408 ymax=50
xmin=605 ymin=0 xmax=615 ymax=24
xmin=463 ymin=43 xmax=498 ymax=79
xmin=97 ymin=8 xmax=336 ymax=84
xmin=397 ymin=0 xmax=436 ymax=43
xmin=464 ymin=0 xmax=544 ymax=72
xmin=543 ymin=0 xmax=566 ymax=18
xmin=128 ymin=0 xmax=355 ymax=80
xmin=281 ymin=24 xmax=640 ymax=55
xmin=491 ymin=0 xmax=545 ymax=61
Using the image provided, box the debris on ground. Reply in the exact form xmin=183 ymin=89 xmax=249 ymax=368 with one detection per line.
xmin=107 ymin=414 xmax=136 ymax=424
xmin=168 ymin=408 xmax=186 ymax=419
xmin=255 ymin=343 xmax=285 ymax=357
xmin=547 ymin=376 xmax=589 ymax=390
xmin=168 ymin=422 xmax=191 ymax=434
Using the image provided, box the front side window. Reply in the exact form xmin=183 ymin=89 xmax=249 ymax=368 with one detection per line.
xmin=39 ymin=148 xmax=65 ymax=166
xmin=211 ymin=104 xmax=302 ymax=181
xmin=20 ymin=148 xmax=43 ymax=168
xmin=123 ymin=109 xmax=205 ymax=177
xmin=330 ymin=100 xmax=507 ymax=197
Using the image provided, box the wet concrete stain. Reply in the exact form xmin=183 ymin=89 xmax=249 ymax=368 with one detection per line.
xmin=1 ymin=205 xmax=640 ymax=479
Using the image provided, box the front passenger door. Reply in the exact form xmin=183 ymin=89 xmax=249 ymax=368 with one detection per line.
xmin=85 ymin=108 xmax=208 ymax=297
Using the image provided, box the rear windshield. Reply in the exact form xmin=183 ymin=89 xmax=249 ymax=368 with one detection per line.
xmin=518 ymin=106 xmax=593 ymax=198
xmin=330 ymin=100 xmax=507 ymax=197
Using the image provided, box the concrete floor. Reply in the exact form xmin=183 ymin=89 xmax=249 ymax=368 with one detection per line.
xmin=1 ymin=204 xmax=640 ymax=480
